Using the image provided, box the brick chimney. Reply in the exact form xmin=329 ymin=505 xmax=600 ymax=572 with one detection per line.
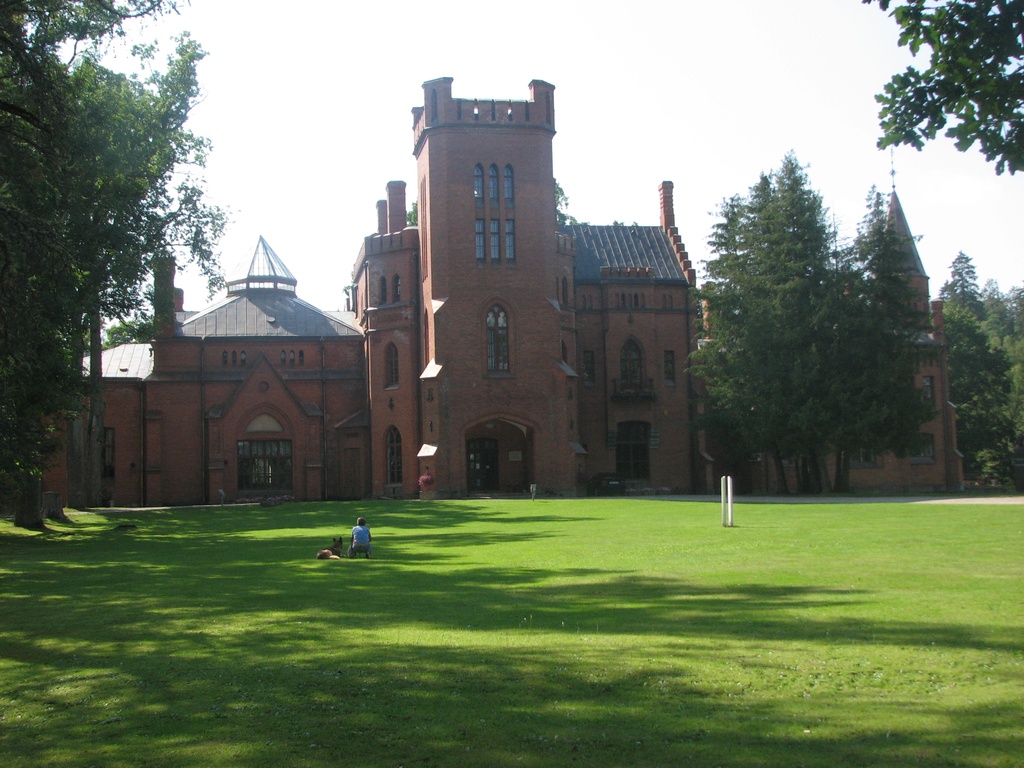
xmin=386 ymin=181 xmax=407 ymax=234
xmin=153 ymin=256 xmax=176 ymax=338
xmin=376 ymin=199 xmax=388 ymax=235
xmin=659 ymin=181 xmax=675 ymax=231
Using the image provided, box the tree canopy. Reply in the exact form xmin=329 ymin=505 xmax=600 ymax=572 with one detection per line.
xmin=863 ymin=0 xmax=1024 ymax=174
xmin=1 ymin=1 xmax=223 ymax=518
xmin=695 ymin=154 xmax=934 ymax=492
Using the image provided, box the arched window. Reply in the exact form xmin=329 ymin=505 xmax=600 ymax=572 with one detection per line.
xmin=474 ymin=164 xmax=484 ymax=200
xmin=222 ymin=351 xmax=228 ymax=366
xmin=504 ymin=164 xmax=514 ymax=203
xmin=393 ymin=274 xmax=401 ymax=302
xmin=379 ymin=275 xmax=387 ymax=305
xmin=486 ymin=305 xmax=509 ymax=372
xmin=488 ymin=164 xmax=499 ymax=202
xmin=620 ymin=338 xmax=643 ymax=390
xmin=299 ymin=350 xmax=304 ymax=366
xmin=561 ymin=340 xmax=568 ymax=362
xmin=240 ymin=350 xmax=246 ymax=366
xmin=385 ymin=426 xmax=403 ymax=485
xmin=561 ymin=277 xmax=569 ymax=306
xmin=385 ymin=343 xmax=399 ymax=388
xmin=281 ymin=350 xmax=286 ymax=364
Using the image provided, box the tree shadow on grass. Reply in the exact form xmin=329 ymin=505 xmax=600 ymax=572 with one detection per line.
xmin=1 ymin=502 xmax=1020 ymax=768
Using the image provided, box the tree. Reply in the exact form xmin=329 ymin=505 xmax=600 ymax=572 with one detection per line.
xmin=1 ymin=2 xmax=223 ymax=525
xmin=822 ymin=190 xmax=936 ymax=491
xmin=939 ymin=251 xmax=984 ymax=318
xmin=696 ymin=154 xmax=839 ymax=492
xmin=695 ymin=155 xmax=934 ymax=492
xmin=863 ymin=0 xmax=1024 ymax=174
xmin=555 ymin=179 xmax=580 ymax=226
xmin=944 ymin=302 xmax=1015 ymax=480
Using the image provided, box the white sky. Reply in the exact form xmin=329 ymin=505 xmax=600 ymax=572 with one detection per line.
xmin=117 ymin=0 xmax=1022 ymax=312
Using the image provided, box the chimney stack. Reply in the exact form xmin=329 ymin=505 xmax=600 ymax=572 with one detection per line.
xmin=659 ymin=181 xmax=675 ymax=231
xmin=386 ymin=181 xmax=407 ymax=234
xmin=376 ymin=200 xmax=388 ymax=236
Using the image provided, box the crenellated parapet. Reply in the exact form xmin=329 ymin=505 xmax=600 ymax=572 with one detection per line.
xmin=600 ymin=266 xmax=655 ymax=281
xmin=413 ymin=77 xmax=556 ymax=153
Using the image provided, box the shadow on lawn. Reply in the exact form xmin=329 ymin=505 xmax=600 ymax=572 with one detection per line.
xmin=1 ymin=502 xmax=1020 ymax=767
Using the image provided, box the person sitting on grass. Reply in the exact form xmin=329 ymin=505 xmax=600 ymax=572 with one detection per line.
xmin=348 ymin=517 xmax=372 ymax=558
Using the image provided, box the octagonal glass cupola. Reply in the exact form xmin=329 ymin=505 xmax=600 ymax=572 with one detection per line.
xmin=226 ymin=236 xmax=298 ymax=295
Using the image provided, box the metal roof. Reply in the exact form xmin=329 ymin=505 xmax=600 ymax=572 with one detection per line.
xmin=226 ymin=236 xmax=298 ymax=294
xmin=179 ymin=293 xmax=360 ymax=338
xmin=179 ymin=237 xmax=361 ymax=338
xmin=567 ymin=224 xmax=689 ymax=283
xmin=88 ymin=343 xmax=154 ymax=379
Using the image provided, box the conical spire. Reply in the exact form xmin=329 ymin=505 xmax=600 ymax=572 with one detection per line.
xmin=887 ymin=192 xmax=927 ymax=277
xmin=226 ymin=236 xmax=298 ymax=294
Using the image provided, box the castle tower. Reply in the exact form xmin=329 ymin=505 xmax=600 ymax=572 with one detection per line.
xmin=412 ymin=78 xmax=580 ymax=495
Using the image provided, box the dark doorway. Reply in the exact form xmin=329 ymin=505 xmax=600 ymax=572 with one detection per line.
xmin=467 ymin=438 xmax=499 ymax=492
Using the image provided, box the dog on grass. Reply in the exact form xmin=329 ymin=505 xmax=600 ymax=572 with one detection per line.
xmin=316 ymin=537 xmax=345 ymax=560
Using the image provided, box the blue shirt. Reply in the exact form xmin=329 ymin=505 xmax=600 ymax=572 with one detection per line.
xmin=352 ymin=524 xmax=371 ymax=544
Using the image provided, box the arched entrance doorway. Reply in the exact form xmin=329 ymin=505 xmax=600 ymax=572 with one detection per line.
xmin=465 ymin=418 xmax=532 ymax=494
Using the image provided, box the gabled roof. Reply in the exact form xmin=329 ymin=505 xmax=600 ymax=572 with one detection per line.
xmin=887 ymin=192 xmax=927 ymax=277
xmin=567 ymin=224 xmax=689 ymax=283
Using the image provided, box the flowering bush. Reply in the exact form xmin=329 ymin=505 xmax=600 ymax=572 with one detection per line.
xmin=418 ymin=473 xmax=435 ymax=490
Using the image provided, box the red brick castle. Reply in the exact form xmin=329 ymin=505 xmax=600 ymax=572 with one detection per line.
xmin=45 ymin=78 xmax=960 ymax=505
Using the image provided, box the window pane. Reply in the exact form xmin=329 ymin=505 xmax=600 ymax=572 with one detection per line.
xmin=505 ymin=219 xmax=515 ymax=262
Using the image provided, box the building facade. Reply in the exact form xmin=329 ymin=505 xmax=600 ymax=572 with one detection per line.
xmin=44 ymin=78 xmax=960 ymax=506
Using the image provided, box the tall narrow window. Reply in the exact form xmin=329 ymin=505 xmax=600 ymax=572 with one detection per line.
xmin=663 ymin=350 xmax=676 ymax=384
xmin=385 ymin=426 xmax=403 ymax=484
xmin=504 ymin=165 xmax=514 ymax=203
xmin=475 ymin=219 xmax=485 ymax=261
xmin=393 ymin=274 xmax=401 ymax=302
xmin=385 ymin=343 xmax=399 ymax=388
xmin=486 ymin=305 xmax=509 ymax=372
xmin=474 ymin=164 xmax=484 ymax=200
xmin=488 ymin=164 xmax=499 ymax=202
xmin=620 ymin=338 xmax=643 ymax=390
xmin=921 ymin=375 xmax=934 ymax=402
xmin=490 ymin=219 xmax=500 ymax=263
xmin=561 ymin=277 xmax=569 ymax=306
xmin=582 ymin=350 xmax=596 ymax=383
xmin=505 ymin=219 xmax=515 ymax=263
xmin=379 ymin=275 xmax=387 ymax=305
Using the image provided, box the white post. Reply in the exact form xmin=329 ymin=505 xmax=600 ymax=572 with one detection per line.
xmin=721 ymin=475 xmax=728 ymax=526
xmin=727 ymin=475 xmax=734 ymax=527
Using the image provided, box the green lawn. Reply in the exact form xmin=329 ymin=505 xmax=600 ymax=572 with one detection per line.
xmin=1 ymin=498 xmax=1021 ymax=767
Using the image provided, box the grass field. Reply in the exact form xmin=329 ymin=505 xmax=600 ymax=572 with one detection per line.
xmin=1 ymin=498 xmax=1021 ymax=767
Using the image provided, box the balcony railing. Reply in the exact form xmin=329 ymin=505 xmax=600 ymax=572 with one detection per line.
xmin=610 ymin=378 xmax=656 ymax=402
